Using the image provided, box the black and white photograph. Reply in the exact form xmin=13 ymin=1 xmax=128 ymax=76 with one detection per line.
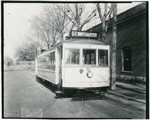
xmin=2 ymin=1 xmax=148 ymax=119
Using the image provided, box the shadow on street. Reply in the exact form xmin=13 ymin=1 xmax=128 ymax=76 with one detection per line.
xmin=36 ymin=77 xmax=106 ymax=102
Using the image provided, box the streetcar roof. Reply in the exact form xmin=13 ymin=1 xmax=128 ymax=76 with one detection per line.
xmin=37 ymin=38 xmax=108 ymax=57
xmin=56 ymin=38 xmax=108 ymax=47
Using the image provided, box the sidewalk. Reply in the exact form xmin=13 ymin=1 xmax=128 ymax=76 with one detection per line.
xmin=107 ymin=81 xmax=146 ymax=104
xmin=116 ymin=82 xmax=146 ymax=94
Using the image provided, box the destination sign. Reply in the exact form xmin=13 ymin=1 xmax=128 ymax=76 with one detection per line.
xmin=70 ymin=30 xmax=97 ymax=39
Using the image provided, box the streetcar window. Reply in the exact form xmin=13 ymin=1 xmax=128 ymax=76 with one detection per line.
xmin=83 ymin=49 xmax=96 ymax=65
xmin=37 ymin=52 xmax=55 ymax=71
xmin=49 ymin=52 xmax=55 ymax=71
xmin=98 ymin=50 xmax=108 ymax=66
xmin=65 ymin=49 xmax=80 ymax=64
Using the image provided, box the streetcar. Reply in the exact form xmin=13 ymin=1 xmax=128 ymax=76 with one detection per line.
xmin=35 ymin=30 xmax=110 ymax=93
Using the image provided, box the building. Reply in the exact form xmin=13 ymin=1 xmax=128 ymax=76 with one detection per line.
xmin=87 ymin=3 xmax=147 ymax=79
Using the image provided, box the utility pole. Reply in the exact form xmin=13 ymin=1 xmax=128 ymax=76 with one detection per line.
xmin=111 ymin=3 xmax=117 ymax=90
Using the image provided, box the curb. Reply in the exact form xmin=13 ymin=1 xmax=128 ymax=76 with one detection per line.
xmin=107 ymin=90 xmax=146 ymax=104
xmin=116 ymin=84 xmax=146 ymax=94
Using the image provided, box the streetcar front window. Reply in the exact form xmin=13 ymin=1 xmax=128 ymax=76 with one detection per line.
xmin=83 ymin=49 xmax=96 ymax=65
xmin=98 ymin=50 xmax=108 ymax=66
xmin=65 ymin=49 xmax=80 ymax=65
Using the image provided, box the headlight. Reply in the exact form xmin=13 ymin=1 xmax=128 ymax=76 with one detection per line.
xmin=79 ymin=69 xmax=83 ymax=74
xmin=87 ymin=71 xmax=93 ymax=78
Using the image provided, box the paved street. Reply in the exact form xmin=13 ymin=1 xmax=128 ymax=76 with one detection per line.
xmin=4 ymin=70 xmax=146 ymax=118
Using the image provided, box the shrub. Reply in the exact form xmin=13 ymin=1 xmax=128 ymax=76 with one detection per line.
xmin=116 ymin=75 xmax=146 ymax=84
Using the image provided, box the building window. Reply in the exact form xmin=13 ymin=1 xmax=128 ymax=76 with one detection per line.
xmin=122 ymin=46 xmax=132 ymax=72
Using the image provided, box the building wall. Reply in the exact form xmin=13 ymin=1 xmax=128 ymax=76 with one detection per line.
xmin=89 ymin=11 xmax=147 ymax=77
xmin=116 ymin=13 xmax=146 ymax=77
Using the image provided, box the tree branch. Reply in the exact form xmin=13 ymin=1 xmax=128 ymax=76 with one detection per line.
xmin=96 ymin=3 xmax=103 ymax=21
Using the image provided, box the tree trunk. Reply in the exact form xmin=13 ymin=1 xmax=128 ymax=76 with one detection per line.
xmin=110 ymin=3 xmax=117 ymax=90
xmin=102 ymin=31 xmax=106 ymax=42
xmin=102 ymin=16 xmax=106 ymax=42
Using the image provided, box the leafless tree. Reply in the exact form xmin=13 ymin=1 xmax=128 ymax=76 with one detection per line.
xmin=96 ymin=3 xmax=117 ymax=90
xmin=58 ymin=3 xmax=97 ymax=32
xmin=30 ymin=4 xmax=69 ymax=49
xmin=26 ymin=34 xmax=44 ymax=49
xmin=111 ymin=3 xmax=117 ymax=90
xmin=43 ymin=4 xmax=69 ymax=43
xmin=4 ymin=56 xmax=13 ymax=66
xmin=96 ymin=3 xmax=113 ymax=42
xmin=15 ymin=42 xmax=37 ymax=61
xmin=31 ymin=15 xmax=51 ymax=49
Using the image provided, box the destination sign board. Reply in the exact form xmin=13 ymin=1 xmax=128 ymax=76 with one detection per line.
xmin=70 ymin=30 xmax=97 ymax=39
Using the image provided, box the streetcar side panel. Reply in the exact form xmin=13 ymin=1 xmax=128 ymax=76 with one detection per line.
xmin=55 ymin=46 xmax=62 ymax=85
xmin=36 ymin=49 xmax=57 ymax=84
xmin=35 ymin=58 xmax=37 ymax=75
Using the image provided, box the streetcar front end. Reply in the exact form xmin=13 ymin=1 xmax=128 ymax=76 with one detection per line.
xmin=61 ymin=40 xmax=110 ymax=92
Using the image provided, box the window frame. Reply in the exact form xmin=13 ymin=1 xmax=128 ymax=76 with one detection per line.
xmin=64 ymin=48 xmax=80 ymax=66
xmin=82 ymin=49 xmax=97 ymax=67
xmin=98 ymin=49 xmax=109 ymax=67
xmin=63 ymin=46 xmax=109 ymax=68
xmin=37 ymin=51 xmax=56 ymax=72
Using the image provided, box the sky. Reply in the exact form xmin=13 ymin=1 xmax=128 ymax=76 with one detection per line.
xmin=3 ymin=2 xmax=143 ymax=60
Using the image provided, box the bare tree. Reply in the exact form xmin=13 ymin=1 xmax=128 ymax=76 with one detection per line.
xmin=31 ymin=15 xmax=51 ymax=49
xmin=4 ymin=56 xmax=13 ymax=66
xmin=26 ymin=34 xmax=44 ymax=49
xmin=96 ymin=3 xmax=113 ymax=42
xmin=96 ymin=3 xmax=117 ymax=90
xmin=58 ymin=3 xmax=97 ymax=32
xmin=30 ymin=4 xmax=69 ymax=49
xmin=111 ymin=3 xmax=117 ymax=90
xmin=43 ymin=4 xmax=69 ymax=43
xmin=15 ymin=42 xmax=37 ymax=61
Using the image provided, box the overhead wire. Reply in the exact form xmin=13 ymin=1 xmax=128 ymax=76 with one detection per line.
xmin=7 ymin=12 xmax=31 ymax=23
